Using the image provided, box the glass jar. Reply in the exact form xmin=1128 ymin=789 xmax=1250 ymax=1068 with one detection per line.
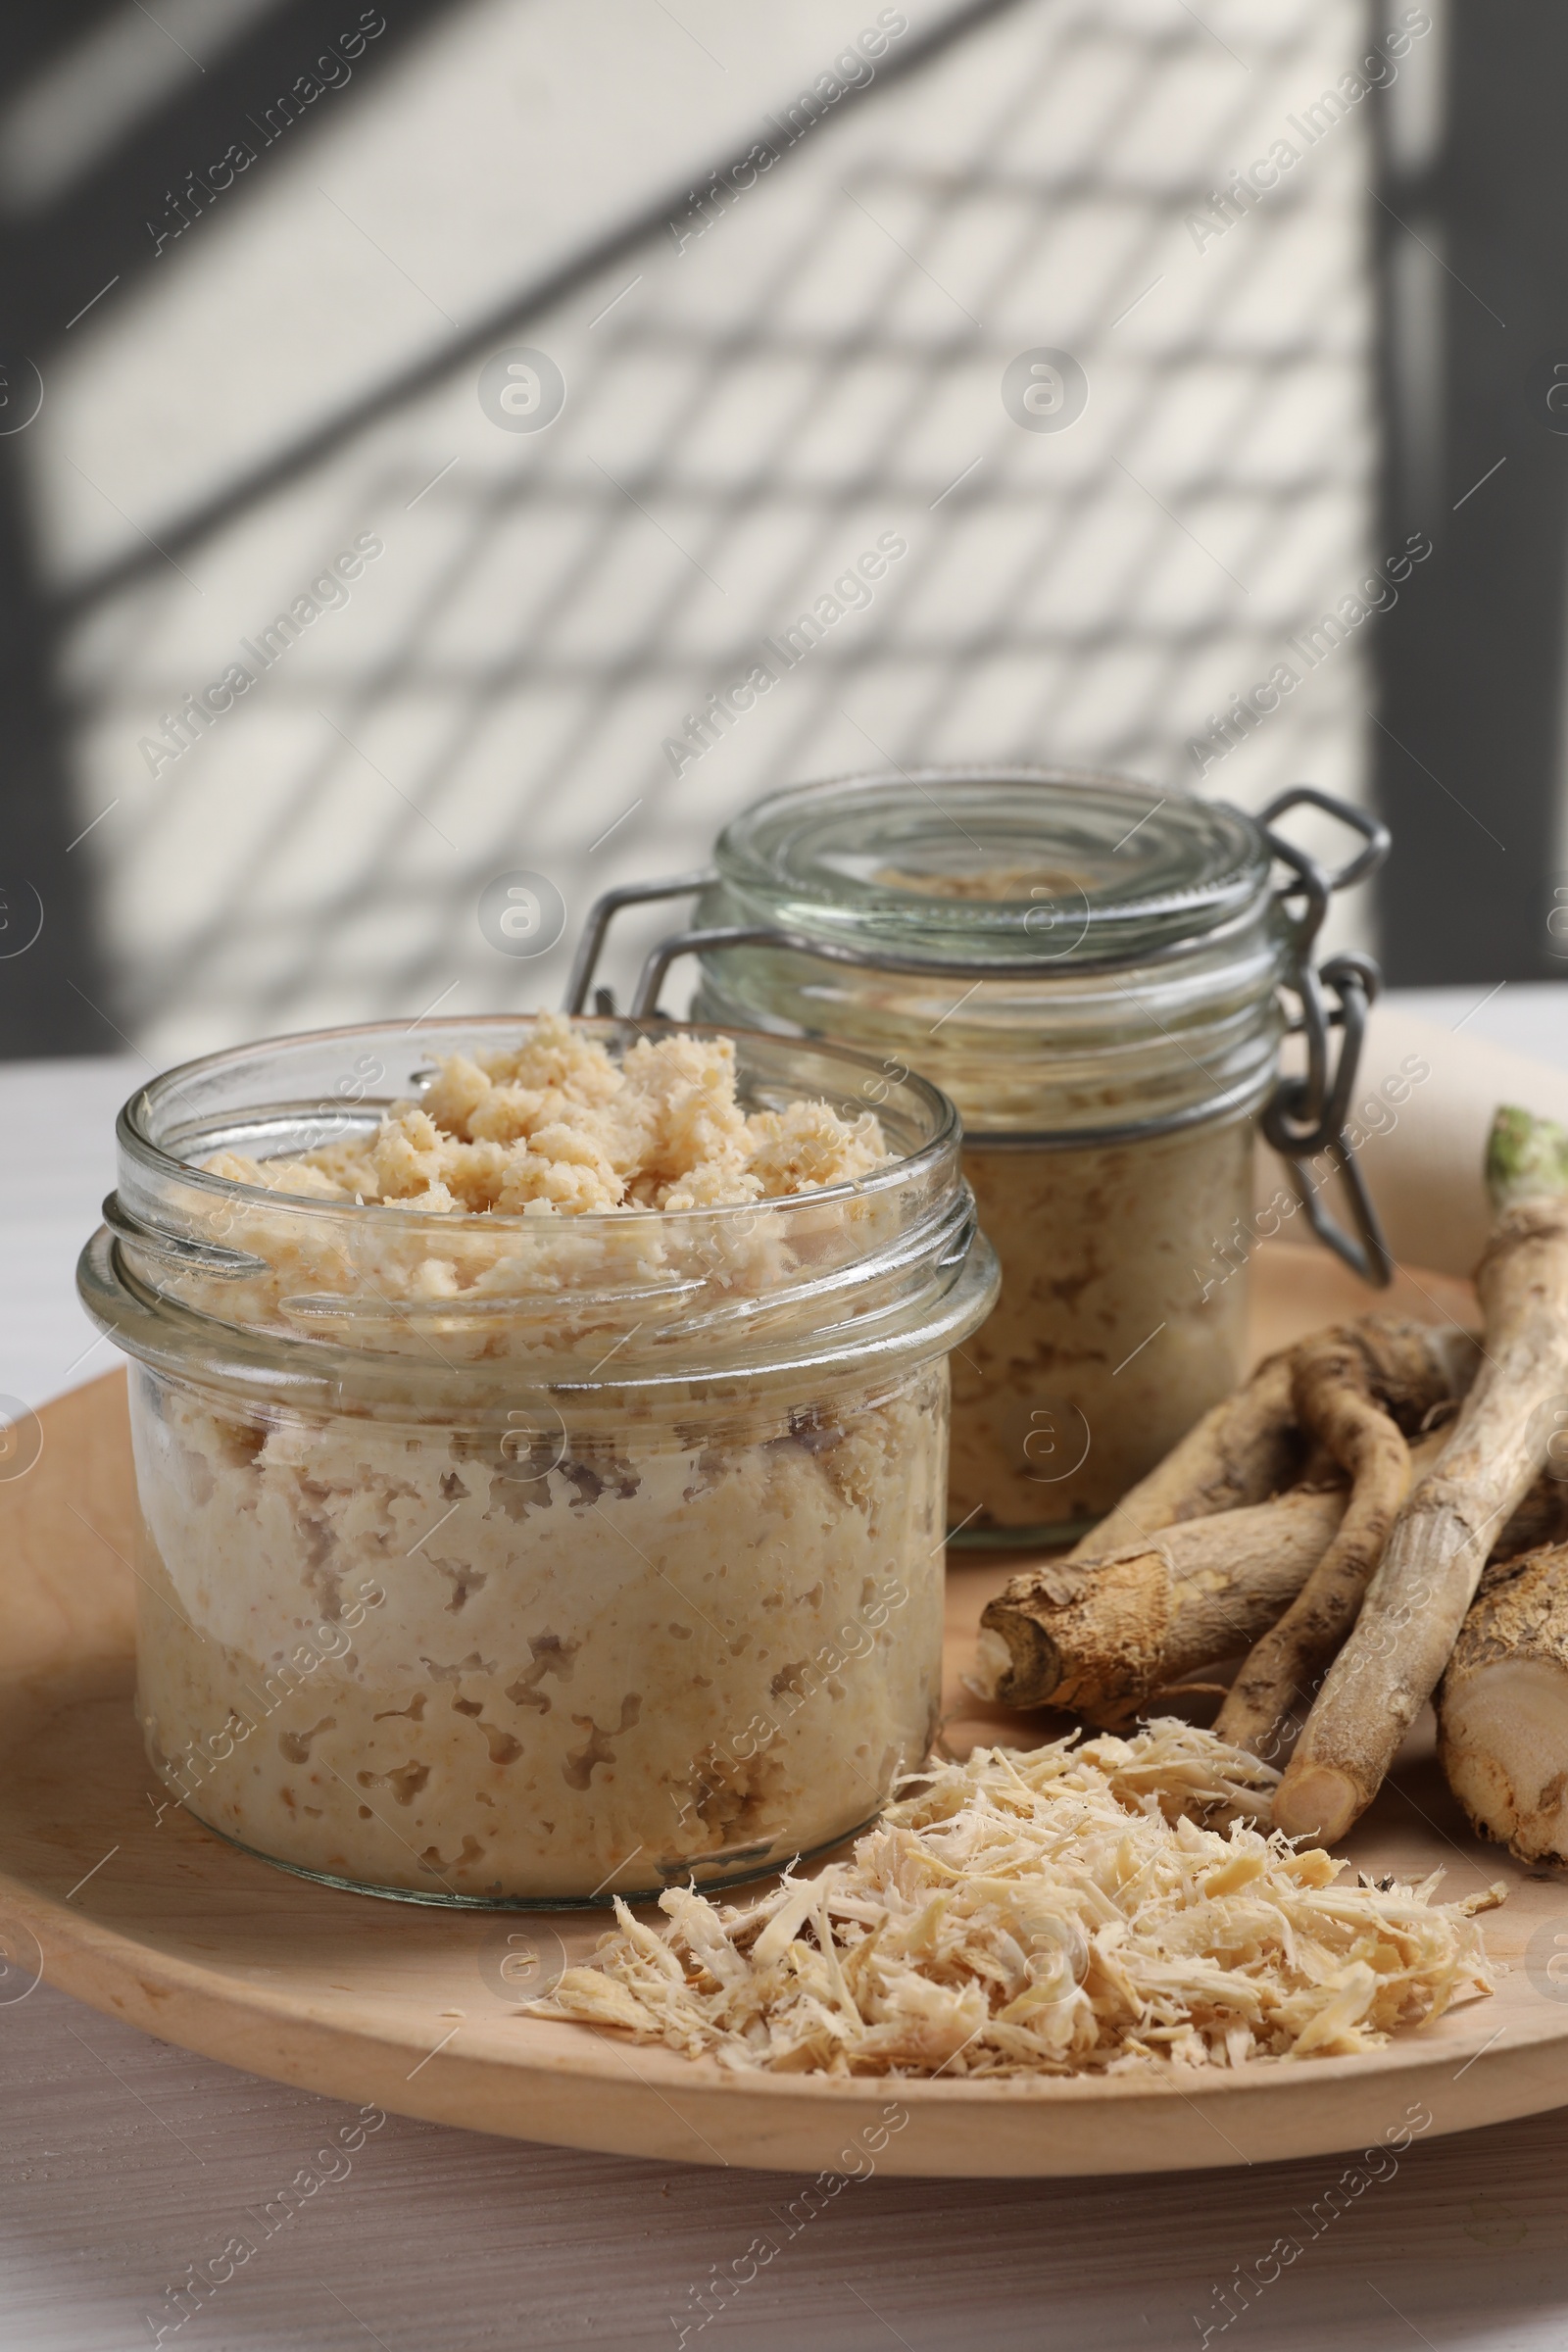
xmin=77 ymin=1016 xmax=998 ymax=1907
xmin=566 ymin=769 xmax=1389 ymax=1546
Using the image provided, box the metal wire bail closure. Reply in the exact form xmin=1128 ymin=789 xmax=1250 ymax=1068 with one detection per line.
xmin=564 ymin=783 xmax=1396 ymax=1287
xmin=1257 ymin=786 xmax=1394 ymax=1288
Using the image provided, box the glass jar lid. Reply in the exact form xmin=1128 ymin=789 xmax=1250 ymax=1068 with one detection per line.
xmin=712 ymin=767 xmax=1274 ymax=970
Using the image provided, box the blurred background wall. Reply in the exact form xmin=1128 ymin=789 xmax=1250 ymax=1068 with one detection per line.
xmin=0 ymin=0 xmax=1546 ymax=1063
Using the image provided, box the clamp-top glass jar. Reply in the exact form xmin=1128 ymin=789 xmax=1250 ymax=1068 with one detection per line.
xmin=566 ymin=769 xmax=1391 ymax=1546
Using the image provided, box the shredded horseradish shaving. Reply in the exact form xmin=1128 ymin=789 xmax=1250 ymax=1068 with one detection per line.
xmin=531 ymin=1721 xmax=1499 ymax=2076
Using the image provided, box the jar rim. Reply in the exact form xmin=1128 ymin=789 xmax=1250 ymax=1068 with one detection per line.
xmin=712 ymin=766 xmax=1273 ymax=969
xmin=115 ymin=1011 xmax=962 ymax=1228
xmin=87 ymin=1015 xmax=997 ymax=1408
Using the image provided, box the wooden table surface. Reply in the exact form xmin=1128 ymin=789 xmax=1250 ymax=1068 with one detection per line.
xmin=6 ymin=994 xmax=1568 ymax=2352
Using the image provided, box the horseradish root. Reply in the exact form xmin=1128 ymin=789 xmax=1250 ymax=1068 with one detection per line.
xmin=1275 ymin=1107 xmax=1568 ymax=1845
xmin=970 ymin=1348 xmax=1302 ymax=1718
xmin=1218 ymin=1319 xmax=1480 ymax=1756
xmin=976 ymin=1433 xmax=1560 ymax=1733
xmin=1062 ymin=1350 xmax=1298 ymax=1562
xmin=981 ymin=1314 xmax=1480 ymax=1726
xmin=1494 ymin=1475 xmax=1568 ymax=1562
xmin=1438 ymin=1542 xmax=1568 ymax=1866
xmin=975 ymin=1486 xmax=1348 ymax=1724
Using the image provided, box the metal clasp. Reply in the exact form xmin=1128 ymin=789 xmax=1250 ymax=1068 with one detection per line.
xmin=563 ymin=874 xmax=1142 ymax=1016
xmin=1257 ymin=785 xmax=1394 ymax=1287
xmin=564 ymin=871 xmax=717 ymax=1016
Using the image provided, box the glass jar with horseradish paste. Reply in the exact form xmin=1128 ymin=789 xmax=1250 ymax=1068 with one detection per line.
xmin=78 ymin=1015 xmax=997 ymax=1905
xmin=566 ymin=770 xmax=1391 ymax=1546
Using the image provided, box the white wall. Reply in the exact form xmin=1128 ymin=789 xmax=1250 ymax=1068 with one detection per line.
xmin=27 ymin=0 xmax=1384 ymax=1058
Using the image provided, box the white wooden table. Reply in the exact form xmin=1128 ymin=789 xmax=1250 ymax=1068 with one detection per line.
xmin=5 ymin=986 xmax=1568 ymax=2352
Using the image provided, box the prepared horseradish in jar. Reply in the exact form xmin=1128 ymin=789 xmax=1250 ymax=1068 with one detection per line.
xmin=675 ymin=769 xmax=1386 ymax=1544
xmin=79 ymin=1015 xmax=997 ymax=1905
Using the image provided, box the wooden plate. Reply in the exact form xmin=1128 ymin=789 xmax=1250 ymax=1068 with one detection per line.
xmin=5 ymin=1242 xmax=1568 ymax=2178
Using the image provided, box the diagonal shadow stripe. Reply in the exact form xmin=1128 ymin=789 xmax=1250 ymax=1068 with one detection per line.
xmin=54 ymin=0 xmax=1035 ymax=620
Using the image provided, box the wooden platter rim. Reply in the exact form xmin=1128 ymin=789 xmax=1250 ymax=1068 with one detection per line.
xmin=10 ymin=1839 xmax=1568 ymax=2180
xmin=0 ymin=1849 xmax=1534 ymax=2105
